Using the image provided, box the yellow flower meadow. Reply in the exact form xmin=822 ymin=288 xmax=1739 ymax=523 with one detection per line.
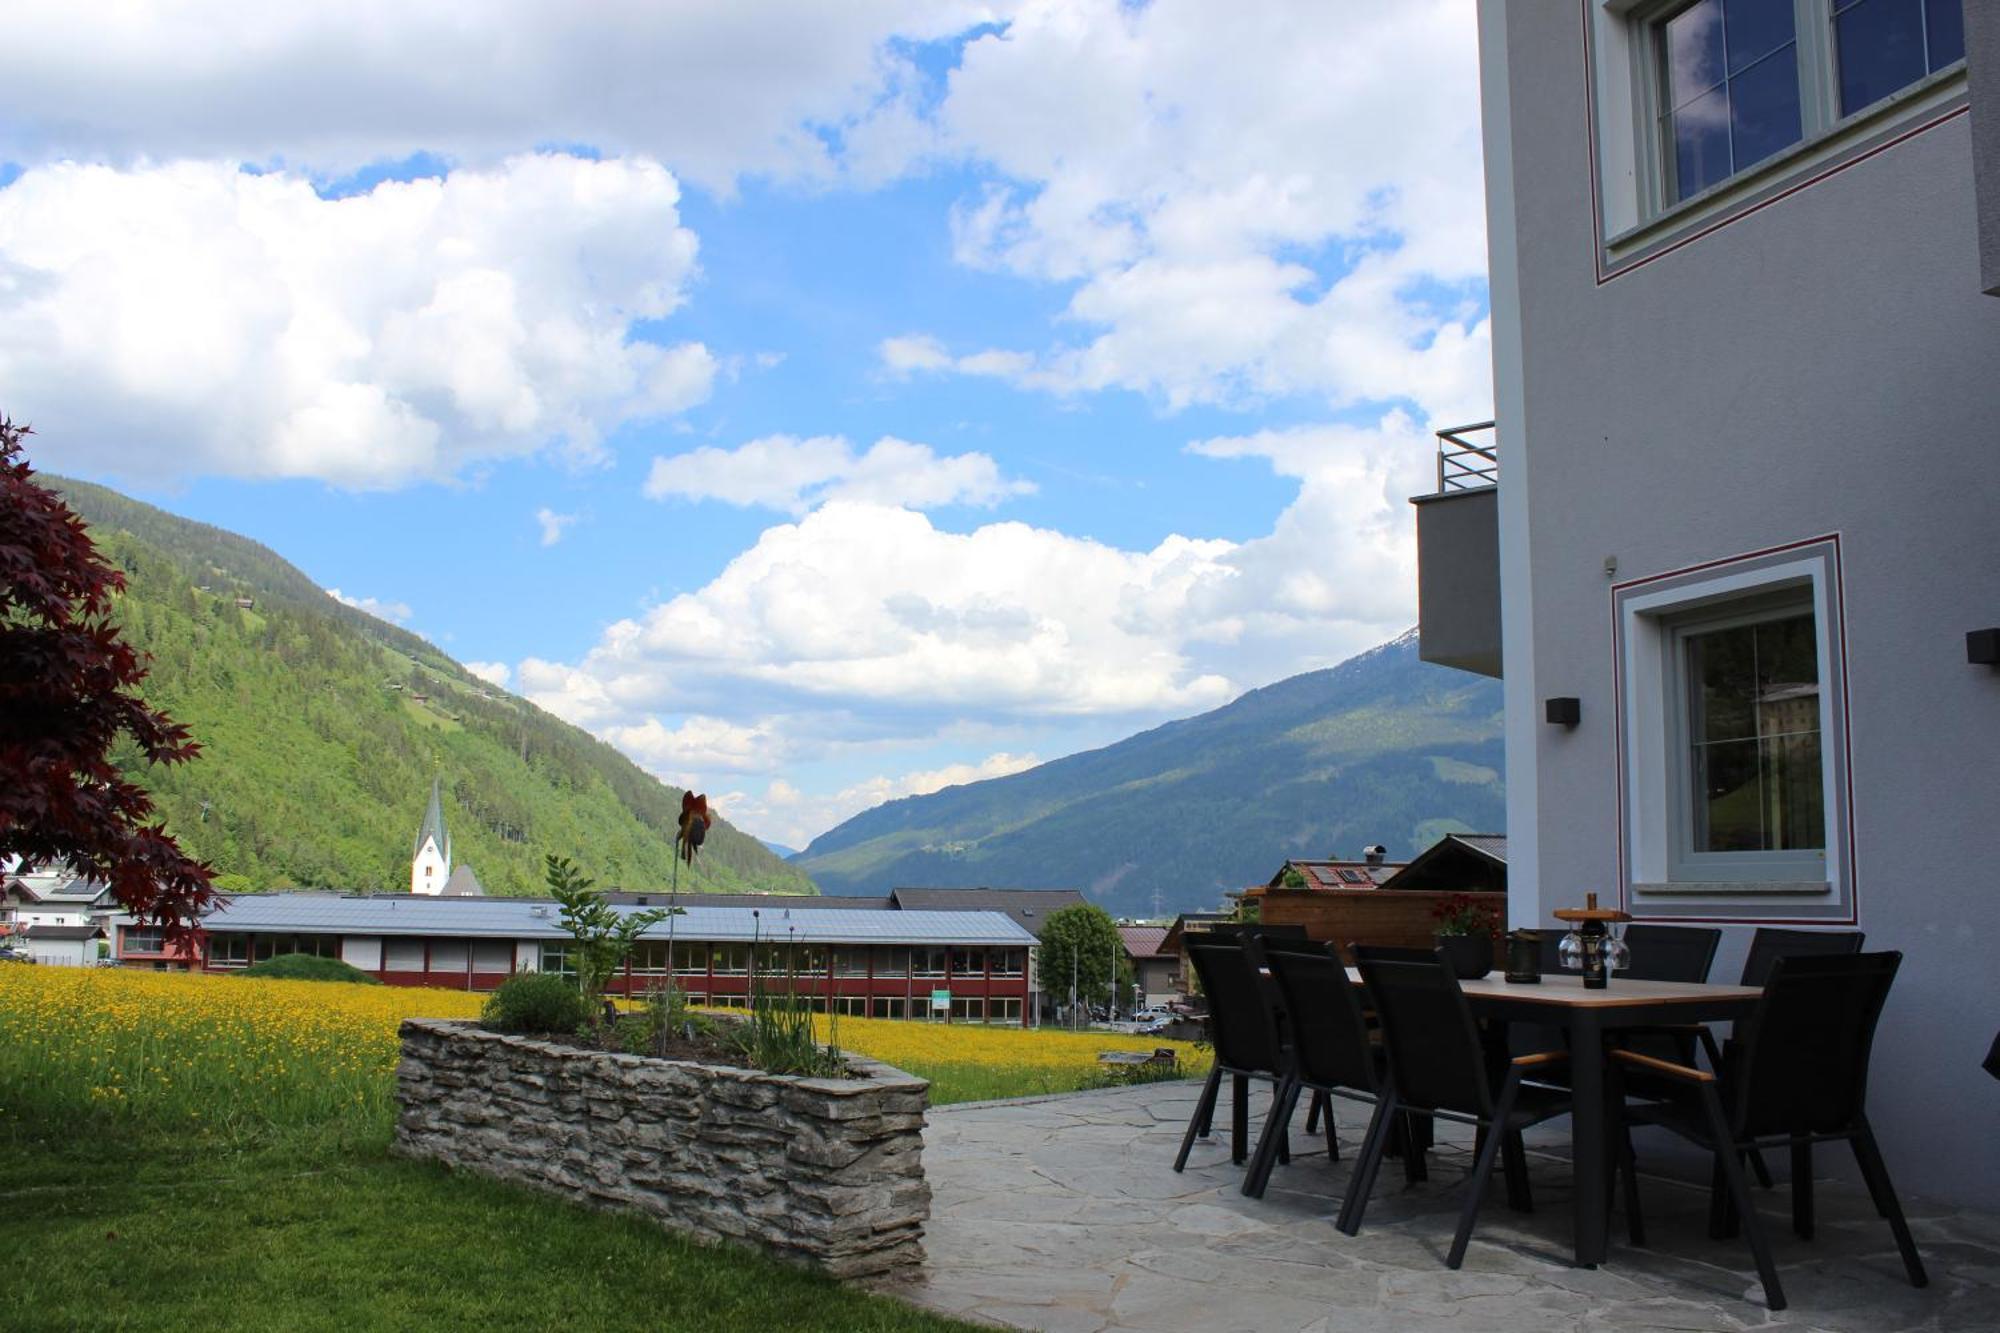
xmin=0 ymin=967 xmax=482 ymax=1135
xmin=0 ymin=968 xmax=1205 ymax=1136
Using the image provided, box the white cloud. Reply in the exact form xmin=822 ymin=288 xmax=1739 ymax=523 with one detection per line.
xmin=328 ymin=588 xmax=413 ymax=624
xmin=535 ymin=508 xmax=579 ymax=547
xmin=0 ymin=1 xmax=1006 ymax=193
xmin=878 ymin=334 xmax=1036 ymax=383
xmin=900 ymin=0 xmax=1490 ymax=414
xmin=643 ymin=434 xmax=1033 ymax=515
xmin=723 ymin=752 xmax=1042 ymax=849
xmin=520 ymin=500 xmax=1241 ymax=729
xmin=524 ymin=410 xmax=1435 ymax=845
xmin=464 ymin=661 xmax=511 ymax=689
xmin=0 ymin=153 xmax=713 ymax=488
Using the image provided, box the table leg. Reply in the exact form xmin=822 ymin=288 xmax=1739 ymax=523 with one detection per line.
xmin=1570 ymin=1009 xmax=1606 ymax=1267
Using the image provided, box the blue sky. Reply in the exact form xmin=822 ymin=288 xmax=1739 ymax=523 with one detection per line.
xmin=0 ymin=1 xmax=1491 ymax=848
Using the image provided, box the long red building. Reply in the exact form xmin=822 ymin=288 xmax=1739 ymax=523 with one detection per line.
xmin=119 ymin=892 xmax=1042 ymax=1026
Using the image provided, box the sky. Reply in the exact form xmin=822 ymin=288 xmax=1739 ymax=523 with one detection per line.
xmin=0 ymin=0 xmax=1492 ymax=852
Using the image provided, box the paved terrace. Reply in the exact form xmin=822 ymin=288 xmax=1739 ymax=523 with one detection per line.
xmin=901 ymin=1081 xmax=2000 ymax=1333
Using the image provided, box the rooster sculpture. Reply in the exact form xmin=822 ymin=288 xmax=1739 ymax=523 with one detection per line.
xmin=676 ymin=792 xmax=710 ymax=865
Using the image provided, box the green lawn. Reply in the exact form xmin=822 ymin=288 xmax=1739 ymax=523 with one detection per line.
xmin=0 ymin=1122 xmax=972 ymax=1332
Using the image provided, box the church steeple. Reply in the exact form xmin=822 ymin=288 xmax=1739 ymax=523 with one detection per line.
xmin=411 ymin=776 xmax=452 ymax=895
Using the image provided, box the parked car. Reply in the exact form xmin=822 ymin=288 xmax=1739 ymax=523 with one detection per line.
xmin=0 ymin=947 xmax=35 ymax=964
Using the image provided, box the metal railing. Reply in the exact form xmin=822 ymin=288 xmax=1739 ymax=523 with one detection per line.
xmin=1435 ymin=420 xmax=1498 ymax=492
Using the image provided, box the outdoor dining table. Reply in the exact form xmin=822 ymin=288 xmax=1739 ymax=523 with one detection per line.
xmin=1344 ymin=967 xmax=1763 ymax=1268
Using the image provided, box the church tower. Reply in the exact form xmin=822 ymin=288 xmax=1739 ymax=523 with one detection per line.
xmin=411 ymin=776 xmax=452 ymax=895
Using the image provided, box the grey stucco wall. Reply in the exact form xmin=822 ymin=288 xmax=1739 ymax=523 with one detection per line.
xmin=1971 ymin=0 xmax=2000 ymax=294
xmin=1485 ymin=2 xmax=2000 ymax=1206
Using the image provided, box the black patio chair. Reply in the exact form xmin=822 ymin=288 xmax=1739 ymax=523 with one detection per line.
xmin=1616 ymin=951 xmax=1926 ymax=1313
xmin=1653 ymin=928 xmax=1865 ymax=1188
xmin=1339 ymin=948 xmax=1602 ymax=1268
xmin=1620 ymin=924 xmax=1723 ymax=983
xmin=1174 ymin=937 xmax=1289 ymax=1175
xmin=1242 ymin=943 xmax=1390 ymax=1199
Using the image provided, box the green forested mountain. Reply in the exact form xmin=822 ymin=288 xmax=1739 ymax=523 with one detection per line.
xmin=795 ymin=632 xmax=1503 ymax=915
xmin=53 ymin=476 xmax=815 ymax=898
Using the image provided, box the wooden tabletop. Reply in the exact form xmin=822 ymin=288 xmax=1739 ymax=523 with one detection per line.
xmin=1343 ymin=968 xmax=1760 ymax=1008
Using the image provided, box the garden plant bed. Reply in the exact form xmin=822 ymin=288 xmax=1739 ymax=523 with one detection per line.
xmin=520 ymin=1010 xmax=860 ymax=1078
xmin=395 ymin=1019 xmax=929 ymax=1281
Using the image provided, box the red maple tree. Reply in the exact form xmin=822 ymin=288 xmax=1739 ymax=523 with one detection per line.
xmin=0 ymin=417 xmax=214 ymax=939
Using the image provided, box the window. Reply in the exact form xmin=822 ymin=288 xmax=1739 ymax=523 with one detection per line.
xmin=630 ymin=942 xmax=669 ymax=975
xmin=428 ymin=939 xmax=469 ymax=973
xmin=872 ymin=947 xmax=908 ymax=978
xmin=1833 ymin=0 xmax=1964 ymax=116
xmin=794 ymin=947 xmax=826 ymax=976
xmin=123 ymin=928 xmax=164 ymax=954
xmin=990 ymin=949 xmax=1025 ymax=978
xmin=1656 ymin=0 xmax=1803 ymax=203
xmin=471 ymin=940 xmax=513 ymax=974
xmin=949 ymin=997 xmax=985 ymax=1023
xmin=253 ymin=936 xmax=278 ymax=962
xmin=1672 ymin=601 xmax=1823 ymax=866
xmin=912 ymin=947 xmax=947 ymax=979
xmin=711 ymin=944 xmax=748 ymax=974
xmin=948 ymin=947 xmax=984 ymax=978
xmin=831 ymin=947 xmax=870 ymax=978
xmin=385 ymin=939 xmax=427 ymax=971
xmin=872 ymin=997 xmax=908 ymax=1020
xmin=208 ymin=935 xmax=248 ymax=967
xmin=1633 ymin=0 xmax=1966 ymax=213
xmin=988 ymin=997 xmax=1023 ymax=1025
xmin=537 ymin=941 xmax=574 ymax=977
xmin=832 ymin=996 xmax=870 ymax=1017
xmin=675 ymin=943 xmax=709 ymax=975
xmin=1614 ymin=539 xmax=1851 ymax=920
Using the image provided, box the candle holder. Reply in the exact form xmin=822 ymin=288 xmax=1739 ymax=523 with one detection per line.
xmin=1553 ymin=892 xmax=1631 ymax=990
xmin=1503 ymin=928 xmax=1543 ymax=984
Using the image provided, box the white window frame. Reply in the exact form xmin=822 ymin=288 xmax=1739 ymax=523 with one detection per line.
xmin=1614 ymin=538 xmax=1853 ymax=921
xmin=1662 ymin=590 xmax=1825 ymax=882
xmin=1593 ymin=0 xmax=1968 ymax=257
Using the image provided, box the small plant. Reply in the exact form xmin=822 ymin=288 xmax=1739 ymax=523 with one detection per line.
xmin=240 ymin=953 xmax=381 ymax=984
xmin=1278 ymin=866 xmax=1307 ymax=889
xmin=1431 ymin=894 xmax=1500 ymax=937
xmin=733 ymin=989 xmax=845 ymax=1078
xmin=482 ymin=973 xmax=590 ymax=1035
xmin=543 ymin=854 xmax=675 ymax=1017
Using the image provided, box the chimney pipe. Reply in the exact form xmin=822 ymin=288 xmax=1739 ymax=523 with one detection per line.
xmin=1363 ymin=845 xmax=1387 ymax=867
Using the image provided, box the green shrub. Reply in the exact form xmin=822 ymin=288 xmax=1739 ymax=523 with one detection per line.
xmin=240 ymin=953 xmax=381 ymax=984
xmin=482 ymin=973 xmax=588 ymax=1035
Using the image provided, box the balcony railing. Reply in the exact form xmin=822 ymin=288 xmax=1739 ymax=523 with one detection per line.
xmin=1435 ymin=420 xmax=1497 ymax=492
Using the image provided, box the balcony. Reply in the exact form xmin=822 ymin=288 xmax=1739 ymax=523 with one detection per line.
xmin=1409 ymin=421 xmax=1501 ymax=678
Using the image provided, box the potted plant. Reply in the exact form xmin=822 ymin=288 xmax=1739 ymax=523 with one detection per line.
xmin=1431 ymin=894 xmax=1500 ymax=980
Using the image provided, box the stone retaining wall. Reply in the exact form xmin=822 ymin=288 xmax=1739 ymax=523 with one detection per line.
xmin=394 ymin=1019 xmax=931 ymax=1280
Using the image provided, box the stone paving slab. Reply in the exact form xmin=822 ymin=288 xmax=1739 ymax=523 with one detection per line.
xmin=899 ymin=1081 xmax=2000 ymax=1333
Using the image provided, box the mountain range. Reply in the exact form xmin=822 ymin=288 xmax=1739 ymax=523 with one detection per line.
xmin=794 ymin=631 xmax=1504 ymax=916
xmin=52 ymin=476 xmax=814 ymax=899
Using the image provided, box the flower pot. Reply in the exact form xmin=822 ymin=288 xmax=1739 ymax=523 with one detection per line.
xmin=1434 ymin=931 xmax=1493 ymax=980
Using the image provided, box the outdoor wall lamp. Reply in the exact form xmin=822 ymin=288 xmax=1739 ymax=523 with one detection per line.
xmin=1545 ymin=696 xmax=1580 ymax=727
xmin=1969 ymin=629 xmax=2000 ymax=666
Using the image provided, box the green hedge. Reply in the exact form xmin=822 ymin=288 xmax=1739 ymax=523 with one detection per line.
xmin=240 ymin=953 xmax=382 ymax=984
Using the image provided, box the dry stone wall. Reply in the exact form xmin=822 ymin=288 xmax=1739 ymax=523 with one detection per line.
xmin=394 ymin=1019 xmax=931 ymax=1280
